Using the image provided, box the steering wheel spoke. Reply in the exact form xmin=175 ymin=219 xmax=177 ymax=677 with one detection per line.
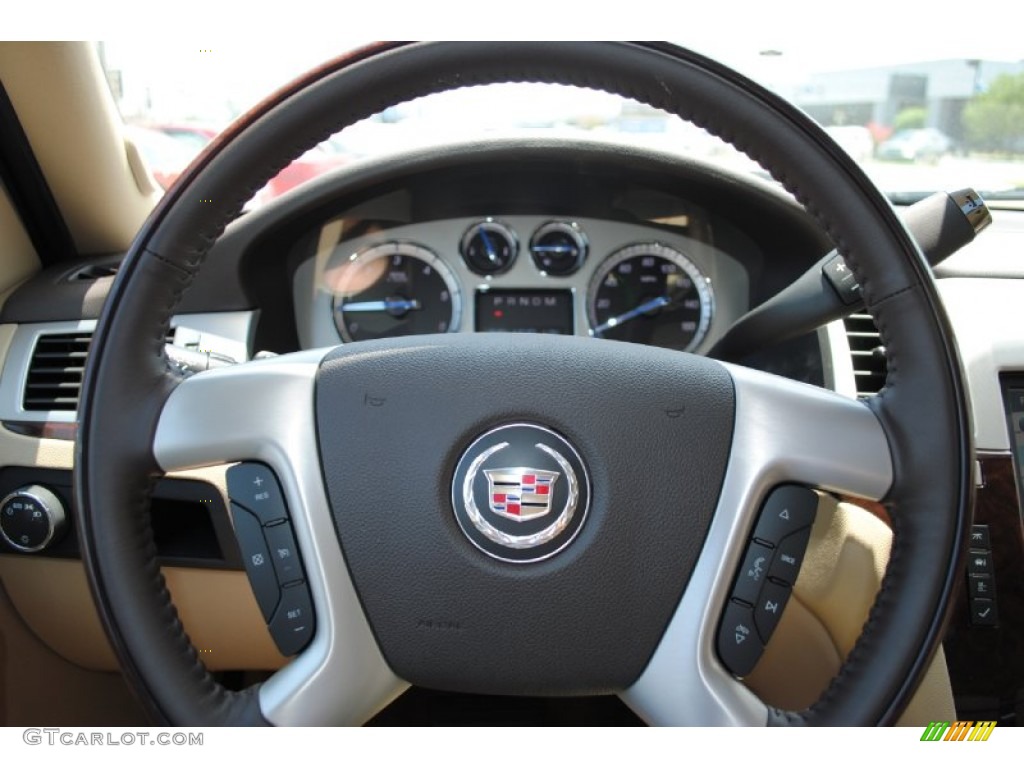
xmin=154 ymin=351 xmax=407 ymax=725
xmin=622 ymin=364 xmax=892 ymax=725
xmin=721 ymin=364 xmax=893 ymax=502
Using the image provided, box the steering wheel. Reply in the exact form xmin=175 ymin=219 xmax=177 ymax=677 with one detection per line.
xmin=75 ymin=41 xmax=972 ymax=726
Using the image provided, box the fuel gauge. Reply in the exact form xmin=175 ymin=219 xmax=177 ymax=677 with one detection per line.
xmin=461 ymin=219 xmax=518 ymax=275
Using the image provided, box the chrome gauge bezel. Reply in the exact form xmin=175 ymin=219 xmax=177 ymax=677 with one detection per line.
xmin=331 ymin=241 xmax=462 ymax=343
xmin=529 ymin=220 xmax=589 ymax=276
xmin=460 ymin=218 xmax=520 ymax=275
xmin=586 ymin=242 xmax=715 ymax=353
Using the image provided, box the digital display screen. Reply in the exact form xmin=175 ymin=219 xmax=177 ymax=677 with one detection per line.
xmin=475 ymin=289 xmax=574 ymax=335
xmin=1001 ymin=377 xmax=1024 ymax=503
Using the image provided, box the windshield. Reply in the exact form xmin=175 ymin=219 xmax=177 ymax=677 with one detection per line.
xmin=98 ymin=26 xmax=1024 ymax=205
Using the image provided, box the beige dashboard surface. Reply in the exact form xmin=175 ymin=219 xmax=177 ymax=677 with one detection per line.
xmin=0 ymin=557 xmax=287 ymax=673
xmin=0 ymin=493 xmax=955 ymax=725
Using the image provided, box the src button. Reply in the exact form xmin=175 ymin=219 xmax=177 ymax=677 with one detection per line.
xmin=767 ymin=527 xmax=811 ymax=586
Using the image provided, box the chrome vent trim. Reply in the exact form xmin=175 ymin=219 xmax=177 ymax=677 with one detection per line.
xmin=22 ymin=332 xmax=92 ymax=411
xmin=22 ymin=328 xmax=173 ymax=412
xmin=843 ymin=312 xmax=888 ymax=397
xmin=0 ymin=312 xmax=256 ymax=428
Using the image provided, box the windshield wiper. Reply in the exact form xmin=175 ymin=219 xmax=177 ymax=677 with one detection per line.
xmin=886 ymin=190 xmax=935 ymax=205
xmin=976 ymin=188 xmax=1024 ymax=201
xmin=889 ymin=188 xmax=1024 ymax=205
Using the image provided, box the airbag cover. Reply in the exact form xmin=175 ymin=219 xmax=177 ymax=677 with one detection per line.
xmin=315 ymin=333 xmax=734 ymax=694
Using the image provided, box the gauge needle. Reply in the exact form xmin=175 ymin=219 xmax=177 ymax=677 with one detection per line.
xmin=340 ymin=299 xmax=422 ymax=313
xmin=532 ymin=245 xmax=576 ymax=253
xmin=591 ymin=296 xmax=671 ymax=336
xmin=478 ymin=227 xmax=499 ymax=264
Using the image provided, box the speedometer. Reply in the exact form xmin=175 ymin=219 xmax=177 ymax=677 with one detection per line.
xmin=587 ymin=243 xmax=713 ymax=352
xmin=329 ymin=242 xmax=461 ymax=342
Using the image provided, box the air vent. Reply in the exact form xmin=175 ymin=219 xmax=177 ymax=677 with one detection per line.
xmin=22 ymin=332 xmax=93 ymax=411
xmin=843 ymin=313 xmax=888 ymax=397
xmin=68 ymin=263 xmax=119 ymax=281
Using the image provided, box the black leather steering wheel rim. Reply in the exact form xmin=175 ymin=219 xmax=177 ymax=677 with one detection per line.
xmin=75 ymin=41 xmax=973 ymax=726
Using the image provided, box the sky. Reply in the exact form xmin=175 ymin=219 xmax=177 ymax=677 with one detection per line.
xmin=9 ymin=0 xmax=1023 ymax=134
xmin=11 ymin=0 xmax=1024 ymax=77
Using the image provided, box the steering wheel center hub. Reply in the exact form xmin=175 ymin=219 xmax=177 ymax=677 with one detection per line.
xmin=312 ymin=332 xmax=733 ymax=694
xmin=452 ymin=422 xmax=591 ymax=563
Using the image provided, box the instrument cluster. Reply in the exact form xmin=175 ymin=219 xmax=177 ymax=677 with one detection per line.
xmin=295 ymin=214 xmax=749 ymax=354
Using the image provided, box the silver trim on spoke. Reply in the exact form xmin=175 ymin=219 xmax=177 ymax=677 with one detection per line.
xmin=620 ymin=363 xmax=893 ymax=725
xmin=153 ymin=349 xmax=406 ymax=726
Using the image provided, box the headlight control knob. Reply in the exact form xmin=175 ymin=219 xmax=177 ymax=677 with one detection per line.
xmin=0 ymin=484 xmax=67 ymax=553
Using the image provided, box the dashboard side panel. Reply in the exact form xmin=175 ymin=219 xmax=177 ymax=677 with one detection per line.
xmin=0 ymin=557 xmax=287 ymax=673
xmin=0 ymin=572 xmax=146 ymax=726
xmin=943 ymin=453 xmax=1024 ymax=723
xmin=1 ymin=556 xmax=118 ymax=669
xmin=938 ymin=277 xmax=1024 ymax=451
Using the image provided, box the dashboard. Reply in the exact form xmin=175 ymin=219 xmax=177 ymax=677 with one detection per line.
xmin=1 ymin=136 xmax=1022 ymax=725
xmin=0 ymin=139 xmax=839 ymax=428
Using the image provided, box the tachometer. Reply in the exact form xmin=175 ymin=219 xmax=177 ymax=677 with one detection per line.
xmin=587 ymin=243 xmax=713 ymax=351
xmin=330 ymin=242 xmax=461 ymax=342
